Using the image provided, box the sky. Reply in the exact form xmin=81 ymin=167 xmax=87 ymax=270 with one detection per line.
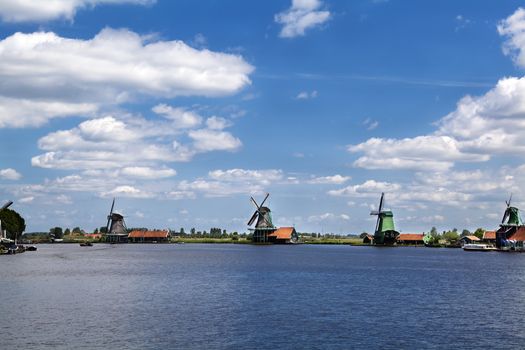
xmin=1 ymin=0 xmax=525 ymax=234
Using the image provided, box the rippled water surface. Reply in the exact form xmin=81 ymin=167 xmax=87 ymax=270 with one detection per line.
xmin=1 ymin=244 xmax=524 ymax=349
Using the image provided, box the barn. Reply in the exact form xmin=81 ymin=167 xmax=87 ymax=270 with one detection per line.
xmin=128 ymin=230 xmax=170 ymax=243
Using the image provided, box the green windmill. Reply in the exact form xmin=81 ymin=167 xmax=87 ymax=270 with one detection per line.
xmin=370 ymin=192 xmax=399 ymax=245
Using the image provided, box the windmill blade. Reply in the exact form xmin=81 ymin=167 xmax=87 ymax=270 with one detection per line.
xmin=507 ymin=193 xmax=513 ymax=207
xmin=247 ymin=211 xmax=258 ymax=226
xmin=1 ymin=200 xmax=13 ymax=211
xmin=106 ymin=198 xmax=115 ymax=233
xmin=250 ymin=197 xmax=260 ymax=209
xmin=259 ymin=193 xmax=270 ymax=208
xmin=501 ymin=210 xmax=508 ymax=224
xmin=378 ymin=192 xmax=384 ymax=213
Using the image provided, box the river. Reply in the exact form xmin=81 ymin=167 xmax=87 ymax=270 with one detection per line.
xmin=1 ymin=244 xmax=523 ymax=349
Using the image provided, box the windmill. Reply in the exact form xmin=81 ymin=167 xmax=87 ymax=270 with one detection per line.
xmin=247 ymin=193 xmax=276 ymax=242
xmin=500 ymin=194 xmax=522 ymax=226
xmin=496 ymin=194 xmax=525 ymax=249
xmin=105 ymin=198 xmax=128 ymax=243
xmin=370 ymin=192 xmax=399 ymax=245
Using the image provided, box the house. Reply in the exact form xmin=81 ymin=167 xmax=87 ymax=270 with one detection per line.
xmin=459 ymin=235 xmax=480 ymax=246
xmin=363 ymin=234 xmax=374 ymax=244
xmin=482 ymin=231 xmax=496 ymax=244
xmin=84 ymin=233 xmax=102 ymax=240
xmin=267 ymin=227 xmax=298 ymax=244
xmin=128 ymin=230 xmax=170 ymax=243
xmin=396 ymin=233 xmax=427 ymax=245
xmin=498 ymin=227 xmax=525 ymax=251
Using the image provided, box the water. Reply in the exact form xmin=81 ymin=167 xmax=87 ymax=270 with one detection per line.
xmin=1 ymin=244 xmax=524 ymax=349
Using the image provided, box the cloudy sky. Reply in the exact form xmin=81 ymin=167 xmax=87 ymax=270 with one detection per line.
xmin=1 ymin=0 xmax=525 ymax=234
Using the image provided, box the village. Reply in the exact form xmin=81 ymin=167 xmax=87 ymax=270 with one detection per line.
xmin=1 ymin=192 xmax=522 ymax=253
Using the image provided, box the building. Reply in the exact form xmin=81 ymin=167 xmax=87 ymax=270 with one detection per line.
xmin=128 ymin=230 xmax=170 ymax=243
xmin=396 ymin=233 xmax=428 ymax=245
xmin=459 ymin=235 xmax=480 ymax=246
xmin=482 ymin=231 xmax=496 ymax=244
xmin=363 ymin=234 xmax=374 ymax=244
xmin=84 ymin=233 xmax=102 ymax=240
xmin=266 ymin=227 xmax=298 ymax=244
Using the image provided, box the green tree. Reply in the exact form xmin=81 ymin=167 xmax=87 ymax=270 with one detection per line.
xmin=443 ymin=230 xmax=460 ymax=245
xmin=64 ymin=228 xmax=71 ymax=236
xmin=473 ymin=228 xmax=485 ymax=239
xmin=0 ymin=208 xmax=26 ymax=240
xmin=93 ymin=228 xmax=99 ymax=234
xmin=72 ymin=227 xmax=81 ymax=234
xmin=50 ymin=227 xmax=63 ymax=239
xmin=99 ymin=226 xmax=107 ymax=233
xmin=180 ymin=227 xmax=185 ymax=236
xmin=461 ymin=229 xmax=470 ymax=237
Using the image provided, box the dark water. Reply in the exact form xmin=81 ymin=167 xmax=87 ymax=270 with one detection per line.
xmin=1 ymin=244 xmax=524 ymax=349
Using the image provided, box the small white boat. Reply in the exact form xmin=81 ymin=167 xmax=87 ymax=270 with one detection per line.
xmin=463 ymin=243 xmax=496 ymax=251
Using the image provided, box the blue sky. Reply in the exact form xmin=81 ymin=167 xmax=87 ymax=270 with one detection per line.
xmin=1 ymin=0 xmax=525 ymax=234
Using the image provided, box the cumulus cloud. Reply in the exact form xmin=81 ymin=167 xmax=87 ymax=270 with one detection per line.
xmin=328 ymin=180 xmax=401 ymax=197
xmin=177 ymin=168 xmax=283 ymax=197
xmin=103 ymin=185 xmax=153 ymax=198
xmin=0 ymin=168 xmax=21 ymax=180
xmin=275 ymin=0 xmax=331 ymax=38
xmin=348 ymin=9 xmax=525 ymax=173
xmin=0 ymin=28 xmax=253 ymax=128
xmin=152 ymin=104 xmax=203 ymax=129
xmin=120 ymin=167 xmax=177 ymax=179
xmin=307 ymin=174 xmax=350 ymax=184
xmin=188 ymin=128 xmax=242 ymax=153
xmin=0 ymin=0 xmax=155 ymax=22
xmin=308 ymin=213 xmax=350 ymax=223
xmin=499 ymin=7 xmax=525 ymax=68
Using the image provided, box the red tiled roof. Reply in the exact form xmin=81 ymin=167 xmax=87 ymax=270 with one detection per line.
xmin=482 ymin=231 xmax=496 ymax=240
xmin=268 ymin=227 xmax=295 ymax=240
xmin=128 ymin=230 xmax=169 ymax=238
xmin=509 ymin=227 xmax=525 ymax=241
xmin=85 ymin=234 xmax=102 ymax=238
xmin=397 ymin=233 xmax=424 ymax=241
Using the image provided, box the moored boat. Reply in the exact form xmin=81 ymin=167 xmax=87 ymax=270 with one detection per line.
xmin=79 ymin=242 xmax=93 ymax=247
xmin=463 ymin=243 xmax=496 ymax=251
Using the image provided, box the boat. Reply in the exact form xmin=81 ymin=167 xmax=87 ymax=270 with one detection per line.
xmin=79 ymin=242 xmax=93 ymax=247
xmin=25 ymin=246 xmax=37 ymax=251
xmin=463 ymin=243 xmax=496 ymax=251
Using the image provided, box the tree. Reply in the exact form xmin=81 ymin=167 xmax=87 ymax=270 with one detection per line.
xmin=99 ymin=226 xmax=107 ymax=234
xmin=49 ymin=227 xmax=63 ymax=239
xmin=443 ymin=230 xmax=460 ymax=245
xmin=430 ymin=227 xmax=438 ymax=236
xmin=64 ymin=228 xmax=71 ymax=236
xmin=0 ymin=208 xmax=26 ymax=240
xmin=94 ymin=228 xmax=99 ymax=234
xmin=180 ymin=227 xmax=185 ymax=236
xmin=473 ymin=228 xmax=485 ymax=239
xmin=461 ymin=229 xmax=470 ymax=237
xmin=72 ymin=227 xmax=81 ymax=234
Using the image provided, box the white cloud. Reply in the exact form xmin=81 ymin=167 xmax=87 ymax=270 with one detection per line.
xmin=0 ymin=168 xmax=21 ymax=180
xmin=296 ymin=90 xmax=318 ymax=99
xmin=348 ymin=136 xmax=487 ymax=171
xmin=499 ymin=8 xmax=525 ymax=68
xmin=0 ymin=97 xmax=97 ymax=128
xmin=121 ymin=167 xmax=177 ymax=179
xmin=308 ymin=174 xmax=350 ymax=184
xmin=188 ymin=128 xmax=242 ymax=153
xmin=0 ymin=28 xmax=253 ymax=128
xmin=152 ymin=104 xmax=203 ymax=129
xmin=0 ymin=0 xmax=154 ymax=22
xmin=328 ymin=180 xmax=401 ymax=197
xmin=205 ymin=116 xmax=232 ymax=130
xmin=19 ymin=196 xmax=34 ymax=203
xmin=363 ymin=118 xmax=379 ymax=130
xmin=275 ymin=0 xmax=331 ymax=38
xmin=32 ymin=110 xmax=242 ymax=171
xmin=103 ymin=185 xmax=153 ymax=198
xmin=308 ymin=213 xmax=350 ymax=223
xmin=209 ymin=169 xmax=283 ymax=184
